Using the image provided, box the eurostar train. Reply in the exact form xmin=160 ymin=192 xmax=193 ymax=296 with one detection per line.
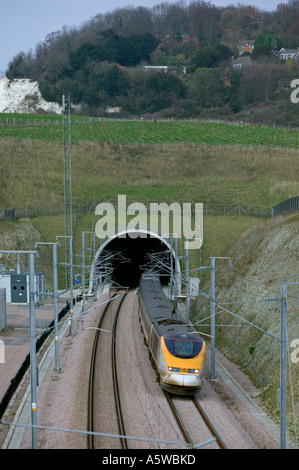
xmin=138 ymin=273 xmax=205 ymax=395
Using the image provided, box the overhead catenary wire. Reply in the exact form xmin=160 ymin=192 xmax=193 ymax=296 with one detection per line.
xmin=0 ymin=420 xmax=215 ymax=449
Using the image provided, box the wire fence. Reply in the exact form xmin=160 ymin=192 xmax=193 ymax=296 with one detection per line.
xmin=0 ymin=115 xmax=298 ymax=128
xmin=0 ymin=201 xmax=274 ymax=222
xmin=0 ymin=117 xmax=99 ymax=126
xmin=1 ymin=196 xmax=298 ymax=223
xmin=0 ymin=200 xmax=97 ymax=222
xmin=203 ymin=203 xmax=272 ymax=218
xmin=272 ymin=195 xmax=299 ymax=217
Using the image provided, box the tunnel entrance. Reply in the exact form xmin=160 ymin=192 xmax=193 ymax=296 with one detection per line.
xmin=91 ymin=230 xmax=180 ymax=290
xmin=105 ymin=236 xmax=169 ymax=287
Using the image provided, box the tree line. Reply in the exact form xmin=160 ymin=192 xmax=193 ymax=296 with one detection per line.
xmin=5 ymin=0 xmax=299 ymax=123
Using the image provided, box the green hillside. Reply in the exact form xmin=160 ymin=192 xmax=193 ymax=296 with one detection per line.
xmin=0 ymin=118 xmax=298 ymax=214
xmin=0 ymin=116 xmax=298 ymax=283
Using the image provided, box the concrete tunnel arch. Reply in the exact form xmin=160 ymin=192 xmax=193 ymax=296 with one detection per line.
xmin=88 ymin=228 xmax=182 ymax=293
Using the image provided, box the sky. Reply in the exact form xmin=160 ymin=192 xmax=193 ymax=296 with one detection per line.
xmin=0 ymin=0 xmax=282 ymax=75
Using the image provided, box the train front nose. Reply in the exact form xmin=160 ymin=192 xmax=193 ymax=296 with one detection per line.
xmin=166 ymin=372 xmax=201 ymax=388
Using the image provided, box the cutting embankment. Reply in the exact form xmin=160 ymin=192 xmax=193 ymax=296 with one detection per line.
xmin=193 ymin=213 xmax=299 ymax=439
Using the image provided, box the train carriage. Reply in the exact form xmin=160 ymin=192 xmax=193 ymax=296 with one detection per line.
xmin=138 ymin=273 xmax=205 ymax=395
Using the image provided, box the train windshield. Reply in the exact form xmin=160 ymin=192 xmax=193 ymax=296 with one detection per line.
xmin=174 ymin=340 xmax=193 ymax=357
xmin=164 ymin=333 xmax=203 ymax=359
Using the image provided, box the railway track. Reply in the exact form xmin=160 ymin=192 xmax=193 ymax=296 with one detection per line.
xmin=163 ymin=391 xmax=193 ymax=446
xmin=87 ymin=288 xmax=128 ymax=449
xmin=87 ymin=288 xmax=227 ymax=450
xmin=165 ymin=392 xmax=227 ymax=449
xmin=111 ymin=290 xmax=128 ymax=449
xmin=192 ymin=397 xmax=227 ymax=449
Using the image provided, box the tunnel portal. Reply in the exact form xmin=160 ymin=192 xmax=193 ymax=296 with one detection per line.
xmin=91 ymin=229 xmax=180 ymax=289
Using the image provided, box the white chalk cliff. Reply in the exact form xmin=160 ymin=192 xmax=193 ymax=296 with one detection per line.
xmin=0 ymin=76 xmax=62 ymax=114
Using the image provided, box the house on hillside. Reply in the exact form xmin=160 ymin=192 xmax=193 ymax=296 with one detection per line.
xmin=232 ymin=56 xmax=255 ymax=69
xmin=141 ymin=65 xmax=168 ymax=73
xmin=237 ymin=40 xmax=255 ymax=56
xmin=278 ymin=47 xmax=299 ymax=60
xmin=141 ymin=65 xmax=187 ymax=76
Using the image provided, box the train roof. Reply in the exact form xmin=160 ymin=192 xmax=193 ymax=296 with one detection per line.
xmin=139 ymin=274 xmax=203 ymax=340
xmin=157 ymin=320 xmax=201 ymax=339
xmin=139 ymin=273 xmax=173 ymax=315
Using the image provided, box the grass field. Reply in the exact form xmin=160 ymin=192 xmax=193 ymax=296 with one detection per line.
xmin=1 ymin=114 xmax=298 ymax=270
xmin=0 ymin=116 xmax=298 ymax=147
xmin=1 ymin=114 xmax=298 ymax=211
xmin=1 ymin=138 xmax=299 ymax=213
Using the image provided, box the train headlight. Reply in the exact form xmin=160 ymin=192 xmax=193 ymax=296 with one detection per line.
xmin=188 ymin=369 xmax=199 ymax=374
xmin=168 ymin=366 xmax=180 ymax=372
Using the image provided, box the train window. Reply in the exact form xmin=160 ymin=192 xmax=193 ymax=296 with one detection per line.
xmin=175 ymin=340 xmax=193 ymax=357
xmin=164 ymin=333 xmax=203 ymax=359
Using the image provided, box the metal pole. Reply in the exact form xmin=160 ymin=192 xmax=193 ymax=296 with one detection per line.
xmin=93 ymin=233 xmax=96 ymax=300
xmin=170 ymin=236 xmax=173 ymax=300
xmin=62 ymin=94 xmax=68 ymax=289
xmin=208 ymin=256 xmax=231 ymax=380
xmin=82 ymin=232 xmax=85 ymax=313
xmin=35 ymin=242 xmax=60 ymax=371
xmin=0 ymin=250 xmax=38 ymax=447
xmin=68 ymin=92 xmax=73 ymax=244
xmin=174 ymin=237 xmax=178 ymax=301
xmin=81 ymin=231 xmax=95 ymax=311
xmin=280 ymin=282 xmax=287 ymax=449
xmin=185 ymin=239 xmax=190 ymax=323
xmin=70 ymin=236 xmax=74 ymax=336
xmin=29 ymin=252 xmax=37 ymax=449
xmin=53 ymin=243 xmax=59 ymax=371
xmin=56 ymin=235 xmax=74 ymax=336
xmin=210 ymin=257 xmax=216 ymax=380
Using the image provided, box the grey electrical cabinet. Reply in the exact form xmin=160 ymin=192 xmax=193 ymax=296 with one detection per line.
xmin=0 ymin=271 xmax=44 ymax=304
xmin=10 ymin=274 xmax=27 ymax=303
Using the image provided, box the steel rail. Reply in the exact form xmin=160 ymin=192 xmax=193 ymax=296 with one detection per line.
xmin=87 ymin=298 xmax=111 ymax=449
xmin=111 ymin=290 xmax=128 ymax=449
xmin=193 ymin=397 xmax=227 ymax=449
xmin=164 ymin=391 xmax=193 ymax=447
